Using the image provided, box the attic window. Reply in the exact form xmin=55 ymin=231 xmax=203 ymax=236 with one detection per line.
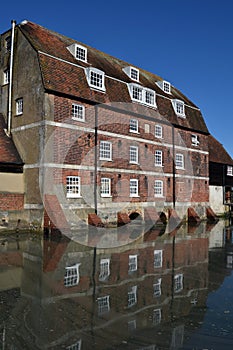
xmin=172 ymin=99 xmax=185 ymax=118
xmin=156 ymin=80 xmax=171 ymax=94
xmin=85 ymin=67 xmax=106 ymax=92
xmin=67 ymin=43 xmax=87 ymax=62
xmin=123 ymin=66 xmax=139 ymax=82
xmin=163 ymin=81 xmax=171 ymax=93
xmin=128 ymin=83 xmax=156 ymax=107
xmin=75 ymin=44 xmax=87 ymax=62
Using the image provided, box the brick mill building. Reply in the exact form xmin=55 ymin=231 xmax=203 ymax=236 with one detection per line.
xmin=0 ymin=20 xmax=226 ymax=230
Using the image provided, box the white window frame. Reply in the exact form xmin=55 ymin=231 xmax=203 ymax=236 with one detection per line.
xmin=154 ymin=250 xmax=163 ymax=268
xmin=191 ymin=134 xmax=200 ymax=146
xmin=123 ymin=66 xmax=139 ymax=82
xmin=72 ymin=103 xmax=85 ymax=121
xmin=99 ymin=258 xmax=110 ymax=281
xmin=154 ymin=180 xmax=163 ymax=197
xmin=153 ymin=308 xmax=162 ymax=325
xmin=174 ymin=273 xmax=183 ymax=293
xmin=16 ymin=98 xmax=23 ymax=115
xmin=101 ymin=178 xmax=111 ymax=197
xmin=128 ymin=83 xmax=156 ymax=107
xmin=172 ymin=99 xmax=185 ymax=117
xmin=3 ymin=69 xmax=9 ymax=84
xmin=156 ymin=80 xmax=171 ymax=94
xmin=64 ymin=263 xmax=81 ymax=287
xmin=155 ymin=150 xmax=163 ymax=166
xmin=85 ymin=67 xmax=105 ymax=92
xmin=155 ymin=125 xmax=163 ymax=138
xmin=99 ymin=141 xmax=112 ymax=161
xmin=163 ymin=80 xmax=171 ymax=93
xmin=130 ymin=179 xmax=139 ymax=197
xmin=175 ymin=153 xmax=184 ymax=169
xmin=66 ymin=339 xmax=82 ymax=350
xmin=97 ymin=295 xmax=110 ymax=314
xmin=75 ymin=44 xmax=87 ymax=62
xmin=5 ymin=36 xmax=11 ymax=52
xmin=129 ymin=118 xmax=139 ymax=133
xmin=153 ymin=278 xmax=162 ymax=297
xmin=128 ymin=255 xmax=137 ymax=273
xmin=66 ymin=176 xmax=81 ymax=198
xmin=129 ymin=146 xmax=139 ymax=164
xmin=227 ymin=166 xmax=233 ymax=176
xmin=128 ymin=285 xmax=137 ymax=307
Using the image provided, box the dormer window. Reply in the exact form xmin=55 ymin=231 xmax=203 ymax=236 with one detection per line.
xmin=156 ymin=80 xmax=171 ymax=94
xmin=75 ymin=45 xmax=87 ymax=62
xmin=172 ymin=99 xmax=185 ymax=117
xmin=123 ymin=66 xmax=139 ymax=81
xmin=163 ymin=81 xmax=171 ymax=93
xmin=85 ymin=67 xmax=105 ymax=92
xmin=128 ymin=83 xmax=156 ymax=107
xmin=67 ymin=43 xmax=87 ymax=62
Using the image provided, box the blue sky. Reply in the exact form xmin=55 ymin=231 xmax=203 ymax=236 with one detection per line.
xmin=1 ymin=0 xmax=233 ymax=157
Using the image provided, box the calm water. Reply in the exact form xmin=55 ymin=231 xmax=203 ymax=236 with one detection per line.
xmin=1 ymin=219 xmax=233 ymax=349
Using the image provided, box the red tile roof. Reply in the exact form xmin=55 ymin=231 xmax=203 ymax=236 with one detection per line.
xmin=0 ymin=114 xmax=23 ymax=169
xmin=18 ymin=20 xmax=209 ymax=134
xmin=209 ymin=135 xmax=233 ymax=165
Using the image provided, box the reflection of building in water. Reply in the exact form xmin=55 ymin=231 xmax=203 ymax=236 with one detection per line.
xmin=0 ymin=222 xmax=218 ymax=349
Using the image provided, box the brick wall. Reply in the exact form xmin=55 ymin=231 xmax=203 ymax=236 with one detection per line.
xmin=0 ymin=193 xmax=24 ymax=210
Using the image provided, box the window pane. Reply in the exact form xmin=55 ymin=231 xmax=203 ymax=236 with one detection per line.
xmin=129 ymin=119 xmax=138 ymax=132
xmin=155 ymin=150 xmax=162 ymax=166
xmin=132 ymin=86 xmax=143 ymax=101
xmin=90 ymin=70 xmax=103 ymax=88
xmin=72 ymin=104 xmax=85 ymax=120
xmin=66 ymin=176 xmax=80 ymax=197
xmin=130 ymin=146 xmax=138 ymax=163
xmin=76 ymin=45 xmax=86 ymax=61
xmin=100 ymin=141 xmax=112 ymax=160
xmin=176 ymin=154 xmax=184 ymax=168
xmin=155 ymin=180 xmax=163 ymax=197
xmin=101 ymin=178 xmax=111 ymax=196
xmin=130 ymin=179 xmax=138 ymax=197
xmin=155 ymin=125 xmax=162 ymax=138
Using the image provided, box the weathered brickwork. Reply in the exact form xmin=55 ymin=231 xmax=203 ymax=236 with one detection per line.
xmin=0 ymin=21 xmax=216 ymax=226
xmin=0 ymin=193 xmax=24 ymax=210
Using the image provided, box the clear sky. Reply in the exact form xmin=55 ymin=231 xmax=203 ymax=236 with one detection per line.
xmin=1 ymin=0 xmax=233 ymax=157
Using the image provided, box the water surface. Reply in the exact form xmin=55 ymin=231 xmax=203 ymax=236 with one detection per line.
xmin=1 ymin=219 xmax=233 ymax=349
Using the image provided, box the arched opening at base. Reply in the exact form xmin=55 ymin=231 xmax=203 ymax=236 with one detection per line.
xmin=159 ymin=212 xmax=167 ymax=224
xmin=129 ymin=212 xmax=143 ymax=222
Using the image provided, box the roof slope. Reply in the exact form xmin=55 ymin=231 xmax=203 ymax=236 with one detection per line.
xmin=209 ymin=135 xmax=233 ymax=165
xmin=18 ymin=21 xmax=209 ymax=134
xmin=0 ymin=114 xmax=23 ymax=168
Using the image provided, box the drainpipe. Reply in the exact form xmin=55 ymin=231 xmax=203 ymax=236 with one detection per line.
xmin=172 ymin=126 xmax=176 ymax=208
xmin=7 ymin=20 xmax=16 ymax=136
xmin=94 ymin=105 xmax=98 ymax=214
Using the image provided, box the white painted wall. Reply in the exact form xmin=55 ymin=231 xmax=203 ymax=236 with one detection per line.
xmin=209 ymin=185 xmax=225 ymax=215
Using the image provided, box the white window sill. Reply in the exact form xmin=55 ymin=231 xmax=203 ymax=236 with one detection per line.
xmin=99 ymin=158 xmax=112 ymax=161
xmin=129 ymin=130 xmax=139 ymax=134
xmin=72 ymin=117 xmax=85 ymax=122
xmin=176 ymin=166 xmax=184 ymax=170
xmin=66 ymin=194 xmax=82 ymax=199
